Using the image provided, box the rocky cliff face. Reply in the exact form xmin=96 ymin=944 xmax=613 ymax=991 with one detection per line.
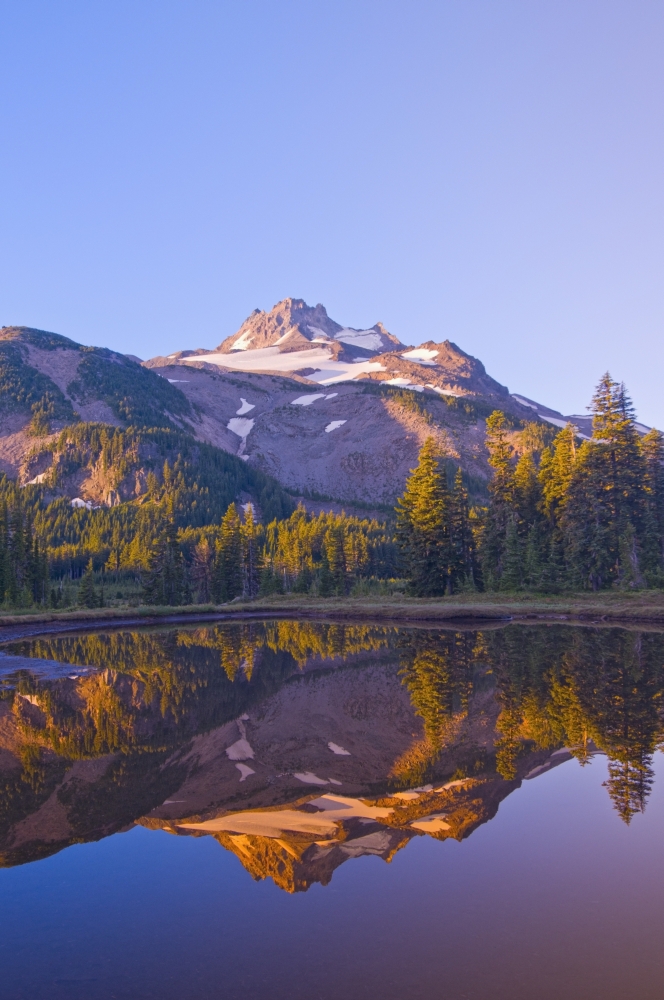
xmin=216 ymin=298 xmax=403 ymax=356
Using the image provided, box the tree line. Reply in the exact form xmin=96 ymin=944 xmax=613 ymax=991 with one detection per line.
xmin=395 ymin=373 xmax=664 ymax=594
xmin=1 ymin=371 xmax=662 ymax=608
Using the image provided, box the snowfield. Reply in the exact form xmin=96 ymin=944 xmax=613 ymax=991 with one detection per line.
xmin=428 ymin=385 xmax=461 ymax=397
xmin=236 ymin=398 xmax=255 ymax=415
xmin=235 ymin=763 xmax=255 ymax=781
xmin=401 ymin=348 xmax=438 ymax=363
xmin=225 ymin=738 xmax=255 ymax=760
xmin=181 ymin=345 xmax=385 ymax=384
xmin=385 ymin=377 xmax=425 ymax=392
xmin=227 ymin=417 xmax=255 ymax=438
xmin=325 ymin=420 xmax=346 ymax=433
xmin=308 ymin=360 xmax=384 ymax=384
xmin=230 ymin=330 xmax=253 ymax=351
xmin=334 ymin=328 xmax=384 ymax=351
xmin=291 ymin=394 xmax=326 ymax=406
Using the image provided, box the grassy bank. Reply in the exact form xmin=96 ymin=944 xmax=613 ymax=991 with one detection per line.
xmin=1 ymin=590 xmax=664 ymax=636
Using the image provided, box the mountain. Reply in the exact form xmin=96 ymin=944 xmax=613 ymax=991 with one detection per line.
xmin=143 ymin=298 xmax=595 ymax=505
xmin=0 ymin=303 xmax=602 ymax=511
xmin=147 ymin=297 xmax=509 ymax=396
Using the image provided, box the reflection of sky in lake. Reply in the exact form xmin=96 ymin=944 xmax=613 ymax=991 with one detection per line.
xmin=2 ymin=753 xmax=664 ymax=1000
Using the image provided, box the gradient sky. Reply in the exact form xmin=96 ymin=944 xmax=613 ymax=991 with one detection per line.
xmin=1 ymin=1 xmax=663 ymax=425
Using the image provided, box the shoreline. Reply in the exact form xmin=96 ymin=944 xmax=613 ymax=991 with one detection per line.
xmin=1 ymin=591 xmax=664 ymax=640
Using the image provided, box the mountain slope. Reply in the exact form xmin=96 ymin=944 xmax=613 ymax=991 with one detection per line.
xmin=0 ymin=325 xmax=196 ymax=478
xmin=143 ymin=298 xmax=588 ymax=505
xmin=0 ymin=304 xmax=600 ymax=510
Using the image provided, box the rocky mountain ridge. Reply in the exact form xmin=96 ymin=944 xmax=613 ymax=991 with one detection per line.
xmin=0 ymin=302 xmax=604 ymax=510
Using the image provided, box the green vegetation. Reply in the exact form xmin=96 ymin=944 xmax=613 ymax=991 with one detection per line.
xmin=67 ymin=348 xmax=192 ymax=428
xmin=395 ymin=438 xmax=477 ymax=595
xmin=391 ymin=372 xmax=664 ymax=597
xmin=0 ymin=356 xmax=662 ymax=612
xmin=0 ymin=423 xmax=296 ymax=608
xmin=362 ymin=381 xmax=498 ymax=423
xmin=481 ymin=374 xmax=664 ymax=591
xmin=0 ymin=338 xmax=76 ymax=434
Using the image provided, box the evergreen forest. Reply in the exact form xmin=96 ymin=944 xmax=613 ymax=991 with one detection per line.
xmin=0 ymin=372 xmax=662 ymax=609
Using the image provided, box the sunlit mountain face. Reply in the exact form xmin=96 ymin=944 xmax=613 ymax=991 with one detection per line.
xmin=1 ymin=621 xmax=662 ymax=887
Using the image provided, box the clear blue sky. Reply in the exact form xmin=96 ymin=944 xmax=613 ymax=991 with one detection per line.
xmin=2 ymin=1 xmax=663 ymax=425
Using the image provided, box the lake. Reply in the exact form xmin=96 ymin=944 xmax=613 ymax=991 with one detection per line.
xmin=1 ymin=619 xmax=663 ymax=999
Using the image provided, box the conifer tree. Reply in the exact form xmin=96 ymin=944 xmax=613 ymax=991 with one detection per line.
xmin=0 ymin=498 xmax=8 ymax=603
xmin=241 ymin=504 xmax=260 ymax=599
xmin=563 ymin=376 xmax=647 ymax=589
xmin=539 ymin=423 xmax=576 ymax=520
xmin=191 ymin=537 xmax=214 ymax=603
xmin=212 ymin=503 xmax=243 ymax=602
xmin=142 ymin=509 xmax=184 ymax=605
xmin=78 ymin=559 xmax=99 ymax=608
xmin=641 ymin=428 xmax=664 ymax=584
xmin=481 ymin=411 xmax=515 ymax=589
xmin=395 ymin=437 xmax=450 ymax=596
xmin=324 ymin=524 xmax=347 ymax=595
xmin=318 ymin=549 xmax=335 ymax=597
xmin=448 ymin=469 xmax=477 ymax=591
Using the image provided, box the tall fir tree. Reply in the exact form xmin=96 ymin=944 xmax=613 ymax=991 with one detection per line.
xmin=142 ymin=507 xmax=185 ymax=605
xmin=448 ymin=469 xmax=477 ymax=591
xmin=212 ymin=503 xmax=243 ymax=602
xmin=77 ymin=558 xmax=99 ymax=608
xmin=241 ymin=504 xmax=260 ymax=599
xmin=641 ymin=428 xmax=664 ymax=584
xmin=481 ymin=411 xmax=515 ymax=589
xmin=395 ymin=437 xmax=451 ymax=597
xmin=563 ymin=375 xmax=647 ymax=589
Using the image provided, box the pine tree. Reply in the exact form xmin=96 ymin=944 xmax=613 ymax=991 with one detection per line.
xmin=512 ymin=454 xmax=547 ymax=589
xmin=142 ymin=510 xmax=184 ymax=605
xmin=0 ymin=498 xmax=8 ymax=603
xmin=539 ymin=423 xmax=576 ymax=520
xmin=212 ymin=503 xmax=243 ymax=602
xmin=78 ymin=559 xmax=99 ymax=608
xmin=241 ymin=504 xmax=260 ymax=599
xmin=641 ymin=428 xmax=664 ymax=584
xmin=395 ymin=437 xmax=450 ymax=597
xmin=563 ymin=376 xmax=646 ymax=589
xmin=324 ymin=524 xmax=347 ymax=595
xmin=191 ymin=537 xmax=214 ymax=603
xmin=318 ymin=549 xmax=335 ymax=596
xmin=481 ymin=411 xmax=515 ymax=589
xmin=448 ymin=469 xmax=476 ymax=591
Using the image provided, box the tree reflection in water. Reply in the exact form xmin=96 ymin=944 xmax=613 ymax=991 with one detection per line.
xmin=1 ymin=620 xmax=663 ymax=874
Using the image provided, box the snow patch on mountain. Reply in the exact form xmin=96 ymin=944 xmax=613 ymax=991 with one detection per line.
xmin=335 ymin=329 xmax=384 ymax=351
xmin=307 ymin=360 xmax=385 ymax=384
xmin=227 ymin=418 xmax=254 ymax=438
xmin=230 ymin=330 xmax=253 ymax=351
xmin=291 ymin=394 xmax=326 ymax=406
xmin=187 ymin=345 xmax=334 ymax=373
xmin=385 ymin=378 xmax=425 ymax=392
xmin=401 ymin=348 xmax=438 ymax=364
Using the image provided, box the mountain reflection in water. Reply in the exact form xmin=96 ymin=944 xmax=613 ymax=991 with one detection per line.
xmin=1 ymin=620 xmax=662 ymax=891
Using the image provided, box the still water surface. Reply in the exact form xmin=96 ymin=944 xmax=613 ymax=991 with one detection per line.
xmin=1 ymin=620 xmax=663 ymax=999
